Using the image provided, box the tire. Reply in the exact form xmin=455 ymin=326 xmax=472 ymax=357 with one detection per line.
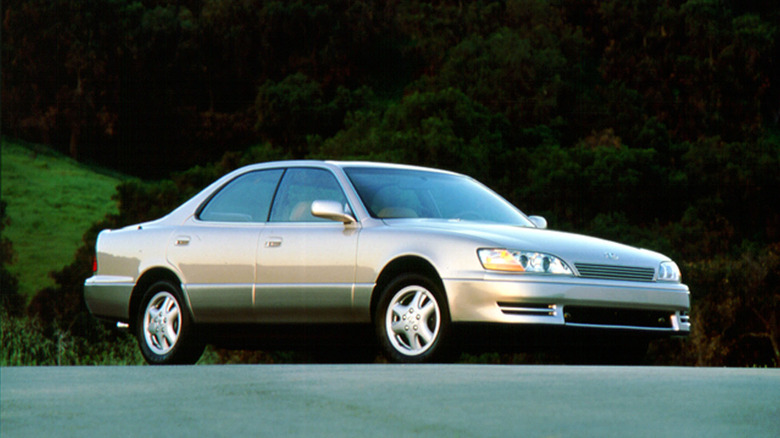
xmin=375 ymin=274 xmax=451 ymax=363
xmin=135 ymin=280 xmax=205 ymax=365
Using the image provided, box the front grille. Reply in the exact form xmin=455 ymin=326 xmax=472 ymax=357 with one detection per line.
xmin=574 ymin=263 xmax=655 ymax=282
xmin=564 ymin=306 xmax=673 ymax=329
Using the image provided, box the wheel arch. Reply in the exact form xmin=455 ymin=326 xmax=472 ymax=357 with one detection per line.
xmin=370 ymin=255 xmax=446 ymax=324
xmin=129 ymin=267 xmax=186 ymax=331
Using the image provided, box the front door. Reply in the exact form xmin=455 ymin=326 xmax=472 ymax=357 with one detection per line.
xmin=255 ymin=167 xmax=360 ymax=322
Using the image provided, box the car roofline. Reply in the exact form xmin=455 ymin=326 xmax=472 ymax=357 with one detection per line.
xmin=326 ymin=160 xmax=461 ymax=175
xmin=226 ymin=160 xmax=462 ymax=176
xmin=155 ymin=160 xmax=468 ymax=227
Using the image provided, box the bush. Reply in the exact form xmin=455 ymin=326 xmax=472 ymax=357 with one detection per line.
xmin=1 ymin=200 xmax=24 ymax=316
xmin=0 ymin=309 xmax=142 ymax=365
xmin=683 ymin=244 xmax=780 ymax=367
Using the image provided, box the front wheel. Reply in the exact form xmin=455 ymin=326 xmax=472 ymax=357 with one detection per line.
xmin=136 ymin=281 xmax=204 ymax=365
xmin=375 ymin=274 xmax=451 ymax=363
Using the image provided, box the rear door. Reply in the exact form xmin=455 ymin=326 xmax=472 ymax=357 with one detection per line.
xmin=166 ymin=168 xmax=283 ymax=323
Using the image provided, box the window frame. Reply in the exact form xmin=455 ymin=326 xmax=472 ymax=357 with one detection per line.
xmin=268 ymin=167 xmax=353 ymax=223
xmin=195 ymin=168 xmax=285 ymax=223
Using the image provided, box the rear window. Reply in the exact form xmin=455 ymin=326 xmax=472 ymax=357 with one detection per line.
xmin=199 ymin=169 xmax=284 ymax=222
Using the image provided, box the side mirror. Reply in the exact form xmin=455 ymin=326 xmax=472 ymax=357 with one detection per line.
xmin=311 ymin=200 xmax=356 ymax=224
xmin=528 ymin=215 xmax=547 ymax=229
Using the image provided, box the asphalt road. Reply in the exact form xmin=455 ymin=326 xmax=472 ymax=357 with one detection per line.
xmin=2 ymin=365 xmax=779 ymax=437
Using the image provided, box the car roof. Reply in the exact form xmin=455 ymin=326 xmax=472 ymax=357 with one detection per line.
xmin=328 ymin=160 xmax=459 ymax=174
xmin=232 ymin=160 xmax=461 ymax=177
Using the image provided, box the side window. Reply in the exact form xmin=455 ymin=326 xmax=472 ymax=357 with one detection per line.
xmin=269 ymin=168 xmax=348 ymax=222
xmin=199 ymin=169 xmax=283 ymax=222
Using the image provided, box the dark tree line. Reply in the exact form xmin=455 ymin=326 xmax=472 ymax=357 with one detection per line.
xmin=5 ymin=1 xmax=776 ymax=176
xmin=2 ymin=0 xmax=779 ymax=365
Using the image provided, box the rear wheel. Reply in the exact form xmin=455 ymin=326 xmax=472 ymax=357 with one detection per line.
xmin=136 ymin=280 xmax=204 ymax=365
xmin=375 ymin=274 xmax=451 ymax=363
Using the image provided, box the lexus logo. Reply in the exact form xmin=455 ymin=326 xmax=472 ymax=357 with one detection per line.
xmin=604 ymin=252 xmax=620 ymax=260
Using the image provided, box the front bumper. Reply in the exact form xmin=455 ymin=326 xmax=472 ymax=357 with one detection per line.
xmin=444 ymin=274 xmax=691 ymax=334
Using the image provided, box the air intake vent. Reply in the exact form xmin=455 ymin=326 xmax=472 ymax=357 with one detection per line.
xmin=575 ymin=263 xmax=655 ymax=282
xmin=564 ymin=306 xmax=673 ymax=328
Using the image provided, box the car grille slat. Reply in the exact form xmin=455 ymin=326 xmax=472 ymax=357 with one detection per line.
xmin=574 ymin=263 xmax=655 ymax=282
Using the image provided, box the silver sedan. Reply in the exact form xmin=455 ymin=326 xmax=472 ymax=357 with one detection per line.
xmin=84 ymin=161 xmax=691 ymax=364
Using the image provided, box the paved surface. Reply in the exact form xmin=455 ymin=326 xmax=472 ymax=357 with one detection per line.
xmin=2 ymin=365 xmax=779 ymax=437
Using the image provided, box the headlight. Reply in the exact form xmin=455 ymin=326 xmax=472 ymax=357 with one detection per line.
xmin=657 ymin=261 xmax=681 ymax=282
xmin=478 ymin=248 xmax=573 ymax=275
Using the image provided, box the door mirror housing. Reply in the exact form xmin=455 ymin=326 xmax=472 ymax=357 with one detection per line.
xmin=528 ymin=215 xmax=547 ymax=229
xmin=311 ymin=200 xmax=356 ymax=224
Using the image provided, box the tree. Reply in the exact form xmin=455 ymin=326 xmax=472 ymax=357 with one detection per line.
xmin=684 ymin=246 xmax=780 ymax=366
xmin=255 ymin=72 xmax=373 ymax=158
xmin=255 ymin=73 xmax=327 ymax=157
xmin=435 ymin=27 xmax=566 ymax=129
xmin=598 ymin=0 xmax=778 ymax=141
xmin=1 ymin=0 xmax=135 ymax=158
xmin=314 ymin=88 xmax=506 ymax=182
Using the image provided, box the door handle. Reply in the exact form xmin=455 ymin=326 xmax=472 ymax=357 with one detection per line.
xmin=264 ymin=237 xmax=282 ymax=248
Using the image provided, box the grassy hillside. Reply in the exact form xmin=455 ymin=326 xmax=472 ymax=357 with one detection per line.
xmin=1 ymin=139 xmax=123 ymax=300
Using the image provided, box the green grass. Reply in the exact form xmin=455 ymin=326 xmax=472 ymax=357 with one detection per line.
xmin=0 ymin=309 xmax=146 ymax=365
xmin=1 ymin=139 xmax=124 ymax=300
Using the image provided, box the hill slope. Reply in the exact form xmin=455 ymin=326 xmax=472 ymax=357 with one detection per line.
xmin=1 ymin=139 xmax=123 ymax=300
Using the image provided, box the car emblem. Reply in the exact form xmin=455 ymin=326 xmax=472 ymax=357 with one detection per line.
xmin=604 ymin=252 xmax=620 ymax=260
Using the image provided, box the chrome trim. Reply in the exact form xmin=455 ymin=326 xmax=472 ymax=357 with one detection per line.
xmin=498 ymin=303 xmax=557 ymax=317
xmin=671 ymin=312 xmax=691 ymax=332
xmin=564 ymin=322 xmax=683 ymax=332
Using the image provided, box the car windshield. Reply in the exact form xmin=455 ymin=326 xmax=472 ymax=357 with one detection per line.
xmin=344 ymin=167 xmax=533 ymax=226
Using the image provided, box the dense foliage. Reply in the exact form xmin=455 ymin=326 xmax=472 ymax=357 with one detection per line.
xmin=0 ymin=200 xmax=23 ymax=315
xmin=2 ymin=0 xmax=778 ymax=365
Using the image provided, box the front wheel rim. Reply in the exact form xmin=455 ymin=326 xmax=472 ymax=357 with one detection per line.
xmin=385 ymin=285 xmax=441 ymax=356
xmin=143 ymin=291 xmax=182 ymax=356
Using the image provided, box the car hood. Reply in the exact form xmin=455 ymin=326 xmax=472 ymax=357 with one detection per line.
xmin=382 ymin=219 xmax=670 ymax=268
